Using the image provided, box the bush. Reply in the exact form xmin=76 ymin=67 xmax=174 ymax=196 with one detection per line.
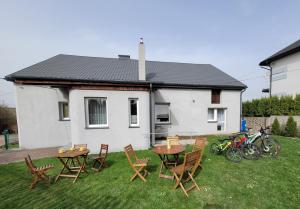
xmin=243 ymin=94 xmax=300 ymax=117
xmin=284 ymin=116 xmax=297 ymax=137
xmin=271 ymin=118 xmax=281 ymax=135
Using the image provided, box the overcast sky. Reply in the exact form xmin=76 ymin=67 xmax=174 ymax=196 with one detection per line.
xmin=1 ymin=0 xmax=300 ymax=107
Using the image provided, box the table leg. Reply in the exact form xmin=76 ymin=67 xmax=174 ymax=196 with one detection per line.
xmin=73 ymin=156 xmax=85 ymax=183
xmin=55 ymin=158 xmax=71 ymax=182
xmin=158 ymin=154 xmax=175 ymax=180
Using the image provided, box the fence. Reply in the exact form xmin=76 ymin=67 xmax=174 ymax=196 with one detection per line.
xmin=244 ymin=115 xmax=300 ymax=133
xmin=0 ymin=132 xmax=19 ymax=150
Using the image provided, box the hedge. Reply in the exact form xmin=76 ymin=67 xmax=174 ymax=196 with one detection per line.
xmin=243 ymin=95 xmax=300 ymax=117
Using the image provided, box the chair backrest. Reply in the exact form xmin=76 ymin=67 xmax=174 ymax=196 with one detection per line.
xmin=124 ymin=144 xmax=138 ymax=166
xmin=192 ymin=137 xmax=207 ymax=152
xmin=167 ymin=136 xmax=180 ymax=145
xmin=74 ymin=144 xmax=87 ymax=149
xmin=99 ymin=144 xmax=109 ymax=158
xmin=183 ymin=150 xmax=201 ymax=174
xmin=25 ymin=155 xmax=36 ymax=174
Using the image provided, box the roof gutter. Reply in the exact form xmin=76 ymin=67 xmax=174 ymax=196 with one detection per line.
xmin=240 ymin=88 xmax=246 ymax=131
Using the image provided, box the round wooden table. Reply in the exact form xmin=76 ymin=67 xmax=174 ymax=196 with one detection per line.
xmin=152 ymin=145 xmax=185 ymax=179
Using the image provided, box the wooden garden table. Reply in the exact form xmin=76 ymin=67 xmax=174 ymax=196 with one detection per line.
xmin=152 ymin=145 xmax=185 ymax=179
xmin=55 ymin=149 xmax=89 ymax=183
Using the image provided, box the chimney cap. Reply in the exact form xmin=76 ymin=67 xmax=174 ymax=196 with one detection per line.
xmin=140 ymin=38 xmax=144 ymax=44
xmin=118 ymin=55 xmax=130 ymax=60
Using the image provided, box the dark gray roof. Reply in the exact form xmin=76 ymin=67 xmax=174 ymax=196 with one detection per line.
xmin=260 ymin=39 xmax=300 ymax=66
xmin=6 ymin=54 xmax=246 ymax=89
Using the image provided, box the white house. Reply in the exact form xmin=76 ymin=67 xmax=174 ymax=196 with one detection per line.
xmin=6 ymin=39 xmax=246 ymax=152
xmin=260 ymin=38 xmax=300 ymax=97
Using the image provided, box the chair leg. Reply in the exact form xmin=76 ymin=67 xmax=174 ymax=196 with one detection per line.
xmin=179 ymin=182 xmax=189 ymax=197
xmin=131 ymin=166 xmax=146 ymax=182
xmin=173 ymin=173 xmax=181 ymax=189
xmin=41 ymin=173 xmax=51 ymax=186
xmin=188 ymin=172 xmax=200 ymax=191
xmin=92 ymin=160 xmax=104 ymax=172
xmin=30 ymin=175 xmax=39 ymax=190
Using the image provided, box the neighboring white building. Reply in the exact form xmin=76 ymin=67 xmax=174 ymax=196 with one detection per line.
xmin=6 ymin=39 xmax=246 ymax=152
xmin=260 ymin=38 xmax=300 ymax=97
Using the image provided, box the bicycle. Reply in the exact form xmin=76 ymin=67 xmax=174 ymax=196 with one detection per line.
xmin=210 ymin=136 xmax=243 ymax=163
xmin=245 ymin=127 xmax=280 ymax=157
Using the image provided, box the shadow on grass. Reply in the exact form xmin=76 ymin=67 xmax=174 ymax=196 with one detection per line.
xmin=147 ymin=164 xmax=158 ymax=173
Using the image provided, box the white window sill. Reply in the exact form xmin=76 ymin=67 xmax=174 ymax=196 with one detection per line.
xmin=86 ymin=125 xmax=109 ymax=129
xmin=208 ymin=120 xmax=218 ymax=123
xmin=129 ymin=125 xmax=140 ymax=128
xmin=59 ymin=118 xmax=70 ymax=121
xmin=155 ymin=122 xmax=171 ymax=125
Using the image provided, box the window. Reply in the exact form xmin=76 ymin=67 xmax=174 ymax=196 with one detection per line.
xmin=208 ymin=108 xmax=217 ymax=121
xmin=85 ymin=98 xmax=108 ymax=128
xmin=129 ymin=98 xmax=139 ymax=127
xmin=155 ymin=103 xmax=170 ymax=124
xmin=208 ymin=108 xmax=226 ymax=131
xmin=59 ymin=102 xmax=69 ymax=120
xmin=211 ymin=89 xmax=221 ymax=104
xmin=272 ymin=66 xmax=287 ymax=82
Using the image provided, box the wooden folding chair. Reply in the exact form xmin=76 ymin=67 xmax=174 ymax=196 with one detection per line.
xmin=92 ymin=144 xmax=109 ymax=172
xmin=124 ymin=144 xmax=150 ymax=182
xmin=171 ymin=150 xmax=201 ymax=197
xmin=192 ymin=137 xmax=207 ymax=168
xmin=167 ymin=136 xmax=181 ymax=145
xmin=73 ymin=144 xmax=88 ymax=165
xmin=25 ymin=155 xmax=54 ymax=190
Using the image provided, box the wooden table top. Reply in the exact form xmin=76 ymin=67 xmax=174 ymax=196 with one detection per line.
xmin=152 ymin=145 xmax=185 ymax=155
xmin=57 ymin=149 xmax=89 ymax=158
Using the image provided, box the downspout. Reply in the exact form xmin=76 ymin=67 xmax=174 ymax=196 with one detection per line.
xmin=149 ymin=83 xmax=154 ymax=146
xmin=240 ymin=88 xmax=246 ymax=131
xmin=261 ymin=65 xmax=272 ymax=97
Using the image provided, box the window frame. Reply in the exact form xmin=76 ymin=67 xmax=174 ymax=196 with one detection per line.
xmin=58 ymin=102 xmax=70 ymax=121
xmin=207 ymin=108 xmax=218 ymax=122
xmin=84 ymin=97 xmax=108 ymax=128
xmin=155 ymin=102 xmax=171 ymax=125
xmin=128 ymin=98 xmax=140 ymax=128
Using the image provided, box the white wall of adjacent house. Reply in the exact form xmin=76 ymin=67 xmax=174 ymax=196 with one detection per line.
xmin=14 ymin=84 xmax=71 ymax=149
xmin=270 ymin=51 xmax=300 ymax=97
xmin=69 ymin=89 xmax=150 ymax=153
xmin=154 ymin=89 xmax=241 ymax=137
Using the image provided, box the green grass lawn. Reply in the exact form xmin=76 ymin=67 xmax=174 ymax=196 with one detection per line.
xmin=0 ymin=136 xmax=299 ymax=209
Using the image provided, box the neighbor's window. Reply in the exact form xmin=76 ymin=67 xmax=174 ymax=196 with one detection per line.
xmin=85 ymin=97 xmax=108 ymax=128
xmin=208 ymin=108 xmax=226 ymax=131
xmin=211 ymin=89 xmax=221 ymax=104
xmin=129 ymin=98 xmax=139 ymax=127
xmin=155 ymin=103 xmax=171 ymax=124
xmin=59 ymin=102 xmax=69 ymax=120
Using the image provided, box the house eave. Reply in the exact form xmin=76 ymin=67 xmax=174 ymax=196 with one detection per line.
xmin=8 ymin=77 xmax=247 ymax=91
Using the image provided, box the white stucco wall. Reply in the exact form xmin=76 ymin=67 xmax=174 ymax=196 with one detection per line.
xmin=270 ymin=51 xmax=300 ymax=97
xmin=154 ymin=89 xmax=241 ymax=136
xmin=69 ymin=89 xmax=150 ymax=153
xmin=15 ymin=84 xmax=71 ymax=149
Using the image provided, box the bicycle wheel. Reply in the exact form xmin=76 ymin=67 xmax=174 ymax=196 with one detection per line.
xmin=261 ymin=138 xmax=279 ymax=157
xmin=242 ymin=144 xmax=261 ymax=160
xmin=225 ymin=147 xmax=242 ymax=163
xmin=210 ymin=143 xmax=221 ymax=155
